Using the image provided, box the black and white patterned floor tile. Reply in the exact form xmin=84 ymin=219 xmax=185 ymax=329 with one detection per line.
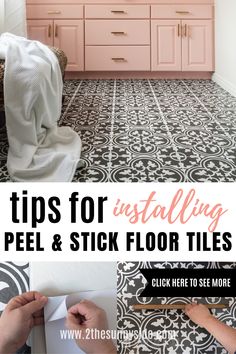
xmin=0 ymin=79 xmax=235 ymax=182
xmin=117 ymin=262 xmax=236 ymax=354
xmin=0 ymin=262 xmax=30 ymax=353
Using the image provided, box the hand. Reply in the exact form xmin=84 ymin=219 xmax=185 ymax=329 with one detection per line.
xmin=185 ymin=303 xmax=213 ymax=328
xmin=0 ymin=291 xmax=48 ymax=354
xmin=66 ymin=300 xmax=116 ymax=354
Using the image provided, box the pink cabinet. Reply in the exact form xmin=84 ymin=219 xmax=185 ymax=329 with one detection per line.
xmin=151 ymin=20 xmax=181 ymax=71
xmin=27 ymin=20 xmax=54 ymax=46
xmin=27 ymin=4 xmax=84 ymax=71
xmin=54 ymin=20 xmax=84 ymax=71
xmin=28 ymin=20 xmax=84 ymax=71
xmin=84 ymin=6 xmax=151 ymax=71
xmin=85 ymin=20 xmax=150 ymax=46
xmin=182 ymin=20 xmax=213 ymax=71
xmin=151 ymin=19 xmax=213 ymax=71
xmin=85 ymin=46 xmax=150 ymax=71
xmin=27 ymin=2 xmax=215 ymax=74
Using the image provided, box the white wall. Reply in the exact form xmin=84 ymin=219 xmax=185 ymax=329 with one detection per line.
xmin=0 ymin=0 xmax=5 ymax=34
xmin=0 ymin=0 xmax=26 ymax=37
xmin=213 ymin=0 xmax=236 ymax=97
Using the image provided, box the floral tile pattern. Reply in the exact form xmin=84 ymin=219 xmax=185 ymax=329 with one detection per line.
xmin=117 ymin=262 xmax=236 ymax=354
xmin=0 ymin=79 xmax=236 ymax=182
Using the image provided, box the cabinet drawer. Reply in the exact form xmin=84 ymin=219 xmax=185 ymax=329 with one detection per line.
xmin=85 ymin=20 xmax=150 ymax=45
xmin=85 ymin=5 xmax=150 ymax=19
xmin=27 ymin=5 xmax=84 ymax=19
xmin=151 ymin=5 xmax=213 ymax=19
xmin=85 ymin=46 xmax=150 ymax=71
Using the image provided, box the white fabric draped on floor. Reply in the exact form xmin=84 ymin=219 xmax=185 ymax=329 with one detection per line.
xmin=0 ymin=33 xmax=82 ymax=181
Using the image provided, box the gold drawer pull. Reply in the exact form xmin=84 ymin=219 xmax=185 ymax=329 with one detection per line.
xmin=48 ymin=24 xmax=52 ymax=37
xmin=176 ymin=11 xmax=190 ymax=14
xmin=183 ymin=24 xmax=187 ymax=37
xmin=55 ymin=24 xmax=58 ymax=37
xmin=112 ymin=57 xmax=126 ymax=62
xmin=48 ymin=11 xmax=61 ymax=15
xmin=111 ymin=31 xmax=126 ymax=35
xmin=177 ymin=24 xmax=180 ymax=37
xmin=111 ymin=10 xmax=126 ymax=14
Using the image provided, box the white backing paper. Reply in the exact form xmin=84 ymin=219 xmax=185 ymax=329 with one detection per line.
xmin=44 ymin=290 xmax=117 ymax=354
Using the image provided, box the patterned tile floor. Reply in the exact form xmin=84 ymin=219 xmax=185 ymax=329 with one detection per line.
xmin=117 ymin=262 xmax=236 ymax=354
xmin=0 ymin=79 xmax=236 ymax=182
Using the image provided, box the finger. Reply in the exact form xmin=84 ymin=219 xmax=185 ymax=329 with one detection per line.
xmin=65 ymin=312 xmax=85 ymax=331
xmin=23 ymin=296 xmax=48 ymax=316
xmin=185 ymin=304 xmax=196 ymax=315
xmin=200 ymin=303 xmax=209 ymax=311
xmin=33 ymin=308 xmax=44 ymax=318
xmin=33 ymin=316 xmax=45 ymax=326
xmin=68 ymin=300 xmax=101 ymax=320
xmin=199 ymin=303 xmax=206 ymax=308
xmin=184 ymin=304 xmax=193 ymax=313
xmin=66 ymin=312 xmax=82 ymax=328
xmin=7 ymin=292 xmax=46 ymax=310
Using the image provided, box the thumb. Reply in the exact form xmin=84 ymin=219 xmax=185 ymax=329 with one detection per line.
xmin=23 ymin=296 xmax=48 ymax=316
xmin=66 ymin=312 xmax=83 ymax=331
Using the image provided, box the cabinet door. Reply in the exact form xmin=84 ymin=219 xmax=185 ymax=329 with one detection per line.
xmin=182 ymin=20 xmax=213 ymax=71
xmin=54 ymin=20 xmax=84 ymax=71
xmin=27 ymin=20 xmax=53 ymax=46
xmin=151 ymin=20 xmax=181 ymax=71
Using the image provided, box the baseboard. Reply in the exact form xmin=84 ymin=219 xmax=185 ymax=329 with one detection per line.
xmin=65 ymin=71 xmax=213 ymax=80
xmin=212 ymin=73 xmax=236 ymax=97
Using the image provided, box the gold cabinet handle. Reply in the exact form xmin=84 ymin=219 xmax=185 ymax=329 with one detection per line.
xmin=183 ymin=24 xmax=187 ymax=37
xmin=111 ymin=31 xmax=126 ymax=35
xmin=48 ymin=11 xmax=61 ymax=15
xmin=111 ymin=10 xmax=126 ymax=14
xmin=177 ymin=24 xmax=180 ymax=37
xmin=176 ymin=11 xmax=190 ymax=14
xmin=111 ymin=57 xmax=126 ymax=62
xmin=55 ymin=24 xmax=58 ymax=37
xmin=48 ymin=24 xmax=52 ymax=38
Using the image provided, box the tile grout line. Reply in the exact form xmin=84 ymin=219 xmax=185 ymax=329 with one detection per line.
xmin=60 ymin=80 xmax=83 ymax=123
xmin=181 ymin=82 xmax=236 ymax=165
xmin=107 ymin=79 xmax=117 ymax=180
xmin=181 ymin=80 xmax=232 ymax=140
xmin=148 ymin=80 xmax=187 ymax=181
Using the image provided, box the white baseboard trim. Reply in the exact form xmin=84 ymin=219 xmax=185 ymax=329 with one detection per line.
xmin=212 ymin=73 xmax=236 ymax=97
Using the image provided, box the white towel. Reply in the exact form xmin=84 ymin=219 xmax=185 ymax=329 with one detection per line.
xmin=0 ymin=33 xmax=82 ymax=181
